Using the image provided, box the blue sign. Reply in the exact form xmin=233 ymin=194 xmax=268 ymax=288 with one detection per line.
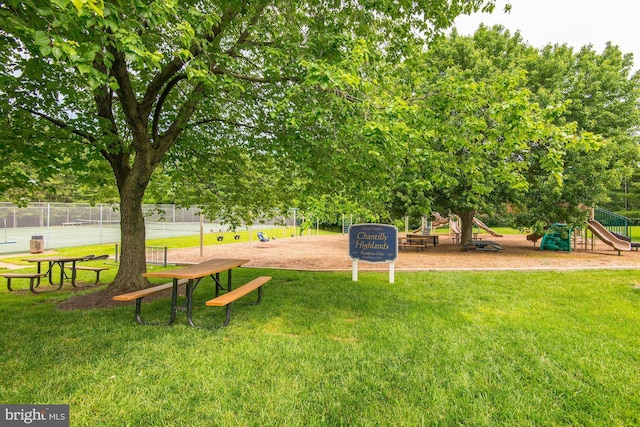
xmin=349 ymin=224 xmax=398 ymax=263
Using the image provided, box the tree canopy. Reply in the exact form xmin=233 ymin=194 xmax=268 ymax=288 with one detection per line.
xmin=0 ymin=0 xmax=499 ymax=289
xmin=374 ymin=26 xmax=640 ymax=242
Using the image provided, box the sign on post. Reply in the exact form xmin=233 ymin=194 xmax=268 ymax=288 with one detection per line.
xmin=348 ymin=224 xmax=398 ymax=283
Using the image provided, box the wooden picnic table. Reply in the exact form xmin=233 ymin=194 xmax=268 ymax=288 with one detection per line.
xmin=22 ymin=255 xmax=91 ymax=290
xmin=138 ymin=258 xmax=250 ymax=327
xmin=406 ymin=233 xmax=439 ymax=247
xmin=398 ymin=236 xmax=426 ymax=251
xmin=462 ymin=240 xmax=504 ymax=252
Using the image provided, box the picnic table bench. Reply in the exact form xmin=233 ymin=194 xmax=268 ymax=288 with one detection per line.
xmin=112 ymin=259 xmax=270 ymax=328
xmin=206 ymin=276 xmax=271 ymax=327
xmin=2 ymin=254 xmax=110 ymax=293
xmin=1 ymin=272 xmax=49 ymax=293
xmin=112 ymin=278 xmax=190 ymax=324
xmin=398 ymin=237 xmax=426 ymax=251
xmin=71 ymin=254 xmax=110 ymax=284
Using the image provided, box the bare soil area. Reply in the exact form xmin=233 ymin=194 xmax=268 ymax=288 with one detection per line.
xmin=168 ymin=233 xmax=640 ymax=271
xmin=56 ymin=232 xmax=640 ymax=311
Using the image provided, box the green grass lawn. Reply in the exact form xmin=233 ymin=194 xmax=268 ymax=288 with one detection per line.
xmin=0 ymin=266 xmax=639 ymax=426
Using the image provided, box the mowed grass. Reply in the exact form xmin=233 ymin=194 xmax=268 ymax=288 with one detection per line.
xmin=0 ymin=267 xmax=639 ymax=426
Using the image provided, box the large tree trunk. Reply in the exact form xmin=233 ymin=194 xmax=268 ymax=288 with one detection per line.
xmin=457 ymin=209 xmax=476 ymax=246
xmin=108 ymin=174 xmax=152 ymax=292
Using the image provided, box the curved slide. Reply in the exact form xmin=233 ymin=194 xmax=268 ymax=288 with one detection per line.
xmin=473 ymin=218 xmax=503 ymax=237
xmin=450 ymin=220 xmax=462 ymax=236
xmin=587 ymin=220 xmax=631 ymax=253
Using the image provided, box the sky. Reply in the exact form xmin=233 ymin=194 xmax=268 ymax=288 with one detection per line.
xmin=453 ymin=0 xmax=640 ymax=71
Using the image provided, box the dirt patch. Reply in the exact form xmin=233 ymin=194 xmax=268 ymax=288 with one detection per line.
xmin=166 ymin=233 xmax=640 ymax=271
xmin=58 ymin=233 xmax=640 ymax=311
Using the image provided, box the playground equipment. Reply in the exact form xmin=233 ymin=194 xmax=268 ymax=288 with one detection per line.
xmin=342 ymin=214 xmax=353 ymax=234
xmin=448 ymin=214 xmax=502 ymax=244
xmin=408 ymin=213 xmax=448 ymax=235
xmin=472 ymin=217 xmax=502 ymax=237
xmin=537 ymin=207 xmax=633 ymax=254
xmin=432 ymin=212 xmax=450 ymax=228
xmin=540 ymin=224 xmax=573 ymax=252
xmin=587 ymin=220 xmax=631 ymax=255
xmin=593 ymin=207 xmax=631 ymax=239
xmin=449 ymin=219 xmax=462 ymax=244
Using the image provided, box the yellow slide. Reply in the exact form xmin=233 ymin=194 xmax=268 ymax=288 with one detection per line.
xmin=587 ymin=220 xmax=631 ymax=253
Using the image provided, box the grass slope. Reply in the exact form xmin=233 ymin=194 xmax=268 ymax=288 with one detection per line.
xmin=1 ymin=268 xmax=639 ymax=426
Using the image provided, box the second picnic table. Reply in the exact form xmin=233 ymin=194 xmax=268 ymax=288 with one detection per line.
xmin=398 ymin=234 xmax=439 ymax=251
xmin=23 ymin=255 xmax=91 ymax=290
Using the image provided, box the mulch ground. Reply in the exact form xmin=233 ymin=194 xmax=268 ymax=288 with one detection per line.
xmin=27 ymin=232 xmax=640 ymax=311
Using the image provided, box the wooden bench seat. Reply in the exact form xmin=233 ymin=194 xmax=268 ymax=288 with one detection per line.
xmin=206 ymin=276 xmax=271 ymax=327
xmin=399 ymin=243 xmax=426 ymax=251
xmin=112 ymin=279 xmax=188 ymax=325
xmin=1 ymin=272 xmax=48 ymax=293
xmin=112 ymin=279 xmax=189 ymax=302
xmin=74 ymin=266 xmax=109 ymax=284
xmin=61 ymin=254 xmax=109 ymax=285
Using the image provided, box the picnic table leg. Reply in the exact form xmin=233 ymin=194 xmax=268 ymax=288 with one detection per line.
xmin=55 ymin=262 xmax=64 ymax=290
xmin=133 ymin=281 xmax=180 ymax=326
xmin=168 ymin=278 xmax=179 ymax=325
xmin=70 ymin=261 xmax=78 ymax=287
xmin=30 ymin=276 xmax=42 ymax=294
xmin=46 ymin=261 xmax=55 ymax=285
xmin=212 ymin=273 xmax=222 ymax=296
xmin=56 ymin=261 xmax=65 ymax=287
xmin=186 ymin=279 xmax=195 ymax=327
xmin=227 ymin=269 xmax=233 ymax=292
xmin=34 ymin=262 xmax=42 ymax=288
xmin=185 ymin=278 xmax=205 ymax=328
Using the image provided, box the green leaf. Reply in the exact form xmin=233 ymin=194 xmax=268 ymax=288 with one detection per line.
xmin=33 ymin=31 xmax=50 ymax=47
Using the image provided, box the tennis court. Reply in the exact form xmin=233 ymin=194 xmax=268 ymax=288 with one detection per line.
xmin=0 ymin=203 xmax=209 ymax=255
xmin=0 ymin=202 xmax=287 ymax=255
xmin=0 ymin=221 xmax=205 ymax=255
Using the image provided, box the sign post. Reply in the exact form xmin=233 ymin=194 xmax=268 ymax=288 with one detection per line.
xmin=348 ymin=224 xmax=398 ymax=283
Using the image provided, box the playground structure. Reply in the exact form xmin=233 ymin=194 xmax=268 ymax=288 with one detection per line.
xmin=473 ymin=217 xmax=502 ymax=237
xmin=538 ymin=220 xmax=632 ymax=255
xmin=540 ymin=224 xmax=573 ymax=252
xmin=408 ymin=213 xmax=503 ymax=246
xmin=417 ymin=207 xmax=635 ymax=255
xmin=449 ymin=220 xmax=462 ymax=244
xmin=586 ymin=220 xmax=631 ymax=255
xmin=534 ymin=208 xmax=634 ymax=255
xmin=448 ymin=215 xmax=503 ymax=243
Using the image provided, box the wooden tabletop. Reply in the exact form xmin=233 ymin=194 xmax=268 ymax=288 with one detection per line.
xmin=23 ymin=256 xmax=89 ymax=263
xmin=143 ymin=258 xmax=250 ymax=280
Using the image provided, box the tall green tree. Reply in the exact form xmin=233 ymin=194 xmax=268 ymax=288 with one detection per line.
xmin=382 ymin=26 xmax=640 ymax=242
xmin=1 ymin=0 xmax=498 ymax=289
xmin=385 ymin=28 xmax=591 ymax=244
xmin=517 ymin=36 xmax=640 ymax=230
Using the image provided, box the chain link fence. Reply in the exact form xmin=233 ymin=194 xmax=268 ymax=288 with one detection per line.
xmin=0 ymin=202 xmax=287 ymax=254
